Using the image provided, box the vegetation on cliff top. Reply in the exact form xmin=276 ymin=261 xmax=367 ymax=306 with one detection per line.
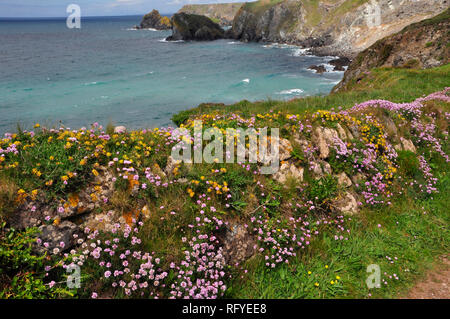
xmin=1 ymin=63 xmax=449 ymax=298
xmin=173 ymin=64 xmax=450 ymax=126
xmin=178 ymin=2 xmax=244 ymax=26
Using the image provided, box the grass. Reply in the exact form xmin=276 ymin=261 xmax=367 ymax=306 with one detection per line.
xmin=1 ymin=64 xmax=449 ymax=299
xmin=173 ymin=65 xmax=449 ymax=299
xmin=173 ymin=64 xmax=450 ymax=126
xmin=227 ymin=174 xmax=449 ymax=298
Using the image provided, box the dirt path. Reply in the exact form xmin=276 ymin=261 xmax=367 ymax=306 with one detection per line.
xmin=403 ymin=255 xmax=449 ymax=299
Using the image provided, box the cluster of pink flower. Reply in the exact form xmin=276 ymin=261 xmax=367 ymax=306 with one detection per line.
xmin=411 ymin=120 xmax=449 ymax=162
xmin=63 ymin=221 xmax=170 ymax=298
xmin=361 ymin=173 xmax=390 ymax=205
xmin=0 ymin=142 xmax=19 ymax=155
xmin=251 ymin=214 xmax=300 ymax=267
xmin=417 ymin=155 xmax=438 ymax=195
xmin=169 ymin=234 xmax=227 ymax=299
xmin=250 ymin=202 xmax=350 ymax=268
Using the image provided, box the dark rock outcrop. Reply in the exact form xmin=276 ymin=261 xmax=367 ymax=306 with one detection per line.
xmin=308 ymin=65 xmax=327 ymax=74
xmin=138 ymin=9 xmax=171 ymax=30
xmin=329 ymin=57 xmax=351 ymax=71
xmin=166 ymin=13 xmax=225 ymax=41
xmin=333 ymin=8 xmax=450 ymax=92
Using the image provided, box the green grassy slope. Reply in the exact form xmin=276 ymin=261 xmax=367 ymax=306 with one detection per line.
xmin=173 ymin=64 xmax=450 ymax=126
xmin=1 ymin=65 xmax=448 ymax=299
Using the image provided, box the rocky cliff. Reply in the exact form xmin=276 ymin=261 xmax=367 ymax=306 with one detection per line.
xmin=334 ymin=8 xmax=449 ymax=91
xmin=138 ymin=9 xmax=171 ymax=30
xmin=178 ymin=2 xmax=244 ymax=26
xmin=231 ymin=0 xmax=448 ymax=57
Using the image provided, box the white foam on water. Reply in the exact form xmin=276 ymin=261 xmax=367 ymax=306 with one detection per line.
xmin=323 ymin=63 xmax=346 ymax=73
xmin=241 ymin=78 xmax=250 ymax=83
xmin=263 ymin=43 xmax=312 ymax=57
xmin=276 ymin=88 xmax=304 ymax=95
xmin=126 ymin=27 xmax=159 ymax=31
xmin=158 ymin=38 xmax=184 ymax=43
xmin=291 ymin=48 xmax=310 ymax=57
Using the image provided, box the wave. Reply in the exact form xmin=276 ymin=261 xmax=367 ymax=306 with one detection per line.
xmin=227 ymin=41 xmax=241 ymax=45
xmin=323 ymin=63 xmax=346 ymax=73
xmin=263 ymin=43 xmax=297 ymax=49
xmin=84 ymin=81 xmax=106 ymax=86
xmin=291 ymin=48 xmax=310 ymax=57
xmin=304 ymin=63 xmax=346 ymax=74
xmin=241 ymin=78 xmax=250 ymax=84
xmin=125 ymin=27 xmax=159 ymax=31
xmin=158 ymin=38 xmax=184 ymax=43
xmin=276 ymin=88 xmax=304 ymax=95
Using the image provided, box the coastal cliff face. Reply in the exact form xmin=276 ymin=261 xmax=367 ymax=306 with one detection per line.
xmin=333 ymin=8 xmax=450 ymax=92
xmin=231 ymin=0 xmax=449 ymax=56
xmin=178 ymin=3 xmax=244 ymax=26
xmin=167 ymin=13 xmax=225 ymax=41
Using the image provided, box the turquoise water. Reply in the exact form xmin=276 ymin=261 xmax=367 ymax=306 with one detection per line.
xmin=0 ymin=16 xmax=344 ymax=134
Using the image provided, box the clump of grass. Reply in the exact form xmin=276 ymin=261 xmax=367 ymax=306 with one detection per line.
xmin=0 ymin=175 xmax=17 ymax=220
xmin=397 ymin=150 xmax=420 ymax=178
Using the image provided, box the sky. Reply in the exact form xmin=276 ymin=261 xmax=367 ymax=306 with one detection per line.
xmin=0 ymin=0 xmax=250 ymax=18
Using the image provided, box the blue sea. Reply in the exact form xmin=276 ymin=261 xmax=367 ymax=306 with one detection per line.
xmin=0 ymin=16 xmax=344 ymax=134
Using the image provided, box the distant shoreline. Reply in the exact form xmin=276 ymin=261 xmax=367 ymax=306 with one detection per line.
xmin=0 ymin=14 xmax=174 ymax=21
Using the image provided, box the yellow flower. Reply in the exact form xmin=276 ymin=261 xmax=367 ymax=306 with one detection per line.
xmin=53 ymin=217 xmax=61 ymax=226
xmin=336 ymin=275 xmax=341 ymax=280
xmin=92 ymin=169 xmax=99 ymax=177
xmin=325 ymin=265 xmax=329 ymax=269
xmin=61 ymin=176 xmax=69 ymax=181
xmin=307 ymin=271 xmax=312 ymax=275
xmin=17 ymin=189 xmax=25 ymax=194
xmin=80 ymin=159 xmax=87 ymax=166
xmin=330 ymin=281 xmax=335 ymax=285
xmin=314 ymin=282 xmax=319 ymax=287
xmin=34 ymin=123 xmax=40 ymax=128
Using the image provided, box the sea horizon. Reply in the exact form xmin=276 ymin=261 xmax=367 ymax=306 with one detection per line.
xmin=0 ymin=14 xmax=174 ymax=20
